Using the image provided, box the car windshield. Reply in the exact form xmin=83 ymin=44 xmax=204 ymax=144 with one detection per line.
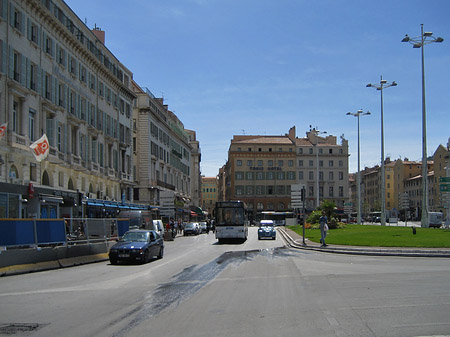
xmin=121 ymin=232 xmax=148 ymax=242
xmin=186 ymin=223 xmax=194 ymax=228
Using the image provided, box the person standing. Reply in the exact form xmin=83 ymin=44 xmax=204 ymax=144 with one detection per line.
xmin=319 ymin=211 xmax=328 ymax=247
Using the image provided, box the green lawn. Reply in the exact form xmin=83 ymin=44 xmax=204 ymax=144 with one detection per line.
xmin=287 ymin=224 xmax=450 ymax=248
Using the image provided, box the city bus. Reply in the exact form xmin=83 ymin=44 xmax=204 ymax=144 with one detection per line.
xmin=254 ymin=211 xmax=295 ymax=226
xmin=214 ymin=201 xmax=249 ymax=242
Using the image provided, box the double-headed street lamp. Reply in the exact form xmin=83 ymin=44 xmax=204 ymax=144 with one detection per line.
xmin=402 ymin=24 xmax=444 ymax=228
xmin=347 ymin=110 xmax=371 ymax=225
xmin=367 ymin=76 xmax=397 ymax=226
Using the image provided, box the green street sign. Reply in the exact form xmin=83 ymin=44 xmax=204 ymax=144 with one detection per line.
xmin=439 ymin=177 xmax=450 ymax=183
xmin=440 ymin=184 xmax=450 ymax=192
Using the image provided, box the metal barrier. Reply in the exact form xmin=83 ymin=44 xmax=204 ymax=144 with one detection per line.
xmin=0 ymin=218 xmax=130 ymax=248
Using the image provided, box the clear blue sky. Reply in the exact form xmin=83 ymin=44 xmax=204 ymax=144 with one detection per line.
xmin=65 ymin=0 xmax=450 ymax=177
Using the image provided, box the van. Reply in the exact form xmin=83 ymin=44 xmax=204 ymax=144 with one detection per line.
xmin=118 ymin=210 xmax=156 ymax=231
xmin=429 ymin=212 xmax=443 ymax=228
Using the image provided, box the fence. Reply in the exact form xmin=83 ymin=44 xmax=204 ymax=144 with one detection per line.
xmin=0 ymin=218 xmax=130 ymax=248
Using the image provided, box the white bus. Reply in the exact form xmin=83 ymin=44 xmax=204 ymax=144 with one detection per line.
xmin=214 ymin=201 xmax=248 ymax=242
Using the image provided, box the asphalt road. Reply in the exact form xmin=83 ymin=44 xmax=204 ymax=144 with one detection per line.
xmin=1 ymin=227 xmax=449 ymax=337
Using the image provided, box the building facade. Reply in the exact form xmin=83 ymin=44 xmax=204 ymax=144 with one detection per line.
xmin=201 ymin=176 xmax=218 ymax=217
xmin=1 ymin=0 xmax=135 ymax=218
xmin=132 ymin=83 xmax=193 ymax=214
xmin=224 ymin=126 xmax=349 ymax=218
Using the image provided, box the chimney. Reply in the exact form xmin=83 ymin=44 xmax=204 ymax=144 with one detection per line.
xmin=287 ymin=126 xmax=296 ymax=141
xmin=92 ymin=24 xmax=105 ymax=44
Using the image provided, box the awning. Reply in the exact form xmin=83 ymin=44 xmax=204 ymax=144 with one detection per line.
xmin=192 ymin=206 xmax=203 ymax=216
xmin=39 ymin=194 xmax=63 ymax=204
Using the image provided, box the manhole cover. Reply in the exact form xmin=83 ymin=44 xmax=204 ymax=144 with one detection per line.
xmin=0 ymin=323 xmax=44 ymax=335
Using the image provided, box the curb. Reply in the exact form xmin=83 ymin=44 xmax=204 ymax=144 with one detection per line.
xmin=278 ymin=228 xmax=450 ymax=258
xmin=0 ymin=254 xmax=109 ymax=277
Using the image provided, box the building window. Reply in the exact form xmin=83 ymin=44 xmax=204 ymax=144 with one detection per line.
xmin=288 ymin=160 xmax=293 ymax=167
xmin=256 ymin=186 xmax=264 ymax=195
xmin=267 ymin=186 xmax=273 ymax=195
xmin=278 ymin=160 xmax=283 ymax=167
xmin=287 ymin=171 xmax=295 ymax=180
xmin=247 ymin=160 xmax=253 ymax=166
xmin=246 ymin=172 xmax=253 ymax=180
xmin=236 ymin=160 xmax=242 ymax=166
xmin=257 ymin=160 xmax=263 ymax=167
xmin=298 ymin=171 xmax=303 ymax=180
xmin=309 ymin=160 xmax=314 ymax=167
xmin=309 ymin=171 xmax=314 ymax=180
xmin=236 ymin=186 xmax=243 ymax=195
xmin=298 ymin=160 xmax=303 ymax=167
xmin=319 ymin=160 xmax=323 ymax=167
xmin=236 ymin=172 xmax=244 ymax=180
xmin=339 ymin=172 xmax=344 ymax=180
xmin=329 ymin=160 xmax=334 ymax=167
xmin=339 ymin=160 xmax=344 ymax=167
xmin=256 ymin=172 xmax=264 ymax=180
xmin=329 ymin=171 xmax=334 ymax=180
xmin=309 ymin=148 xmax=313 ymax=154
xmin=267 ymin=172 xmax=274 ymax=180
xmin=329 ymin=186 xmax=334 ymax=197
xmin=28 ymin=109 xmax=35 ymax=141
xmin=268 ymin=160 xmax=273 ymax=167
xmin=298 ymin=148 xmax=303 ymax=154
xmin=246 ymin=186 xmax=253 ymax=195
xmin=339 ymin=186 xmax=344 ymax=197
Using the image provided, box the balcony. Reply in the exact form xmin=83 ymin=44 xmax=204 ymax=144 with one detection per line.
xmin=157 ymin=180 xmax=175 ymax=191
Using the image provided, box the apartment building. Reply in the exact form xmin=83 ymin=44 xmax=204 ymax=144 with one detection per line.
xmin=0 ymin=0 xmax=135 ymax=218
xmin=431 ymin=140 xmax=450 ymax=216
xmin=132 ymin=83 xmax=193 ymax=212
xmin=224 ymin=126 xmax=349 ymax=217
xmin=201 ymin=176 xmax=218 ymax=216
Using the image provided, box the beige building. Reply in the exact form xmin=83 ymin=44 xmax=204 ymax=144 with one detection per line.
xmin=431 ymin=140 xmax=450 ymax=217
xmin=0 ymin=0 xmax=135 ymax=218
xmin=131 ymin=83 xmax=193 ymax=211
xmin=201 ymin=176 xmax=218 ymax=216
xmin=224 ymin=126 xmax=349 ymax=218
xmin=186 ymin=129 xmax=201 ymax=208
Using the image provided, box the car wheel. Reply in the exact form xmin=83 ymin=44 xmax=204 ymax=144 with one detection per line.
xmin=272 ymin=236 xmax=276 ymax=240
xmin=157 ymin=246 xmax=164 ymax=259
xmin=110 ymin=258 xmax=117 ymax=265
xmin=143 ymin=250 xmax=150 ymax=263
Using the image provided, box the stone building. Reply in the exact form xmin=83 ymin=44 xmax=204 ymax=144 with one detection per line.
xmin=0 ymin=0 xmax=135 ymax=218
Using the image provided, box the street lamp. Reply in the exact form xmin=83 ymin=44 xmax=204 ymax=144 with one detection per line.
xmin=310 ymin=127 xmax=327 ymax=208
xmin=402 ymin=24 xmax=444 ymax=228
xmin=367 ymin=76 xmax=397 ymax=226
xmin=346 ymin=109 xmax=371 ymax=225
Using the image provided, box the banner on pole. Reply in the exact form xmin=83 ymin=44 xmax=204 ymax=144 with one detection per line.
xmin=0 ymin=123 xmax=7 ymax=141
xmin=30 ymin=134 xmax=50 ymax=162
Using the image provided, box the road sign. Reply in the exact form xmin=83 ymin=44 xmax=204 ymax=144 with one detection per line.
xmin=440 ymin=184 xmax=450 ymax=192
xmin=439 ymin=177 xmax=450 ymax=183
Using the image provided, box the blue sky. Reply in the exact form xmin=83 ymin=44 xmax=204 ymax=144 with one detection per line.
xmin=65 ymin=0 xmax=450 ymax=177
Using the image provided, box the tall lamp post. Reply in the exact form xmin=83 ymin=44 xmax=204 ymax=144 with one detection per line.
xmin=310 ymin=127 xmax=326 ymax=208
xmin=367 ymin=76 xmax=397 ymax=226
xmin=402 ymin=24 xmax=444 ymax=228
xmin=347 ymin=110 xmax=371 ymax=225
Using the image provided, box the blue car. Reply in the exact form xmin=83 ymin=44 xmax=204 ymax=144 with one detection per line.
xmin=109 ymin=230 xmax=164 ymax=264
xmin=258 ymin=220 xmax=276 ymax=240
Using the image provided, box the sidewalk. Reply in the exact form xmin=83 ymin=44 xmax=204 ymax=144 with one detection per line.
xmin=280 ymin=227 xmax=450 ymax=258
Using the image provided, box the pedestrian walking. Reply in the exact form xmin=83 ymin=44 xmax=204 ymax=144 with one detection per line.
xmin=319 ymin=211 xmax=328 ymax=247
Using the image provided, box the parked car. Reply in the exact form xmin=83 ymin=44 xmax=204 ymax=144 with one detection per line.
xmin=109 ymin=230 xmax=164 ymax=264
xmin=199 ymin=221 xmax=208 ymax=233
xmin=184 ymin=222 xmax=199 ymax=236
xmin=258 ymin=220 xmax=276 ymax=240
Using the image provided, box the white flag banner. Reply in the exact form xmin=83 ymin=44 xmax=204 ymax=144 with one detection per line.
xmin=30 ymin=134 xmax=50 ymax=162
xmin=0 ymin=123 xmax=7 ymax=141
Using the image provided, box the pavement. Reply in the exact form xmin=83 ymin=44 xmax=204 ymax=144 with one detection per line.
xmin=279 ymin=227 xmax=450 ymax=258
xmin=2 ymin=229 xmax=449 ymax=277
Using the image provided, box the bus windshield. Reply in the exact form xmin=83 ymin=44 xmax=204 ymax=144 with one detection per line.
xmin=216 ymin=207 xmax=244 ymax=225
